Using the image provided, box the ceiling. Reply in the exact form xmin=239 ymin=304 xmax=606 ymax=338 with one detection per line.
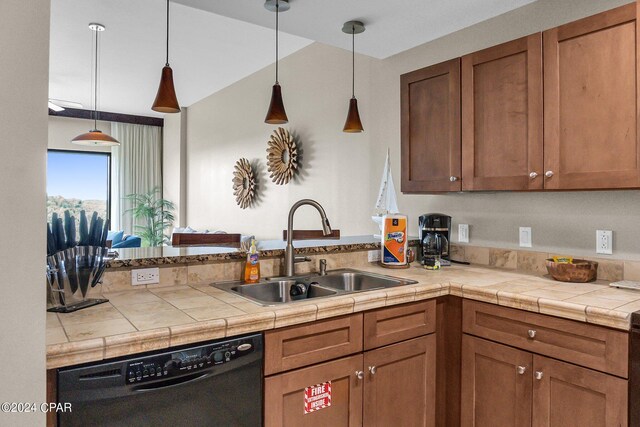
xmin=174 ymin=0 xmax=537 ymax=59
xmin=50 ymin=0 xmax=537 ymax=117
xmin=49 ymin=0 xmax=312 ymax=117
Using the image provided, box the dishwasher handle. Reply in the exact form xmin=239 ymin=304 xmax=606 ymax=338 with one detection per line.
xmin=133 ymin=372 xmax=209 ymax=392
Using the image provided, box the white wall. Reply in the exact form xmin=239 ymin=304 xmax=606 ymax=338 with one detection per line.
xmin=183 ymin=0 xmax=640 ymax=260
xmin=185 ymin=43 xmax=374 ymax=238
xmin=163 ymin=109 xmax=187 ymax=227
xmin=48 ymin=115 xmax=112 ymax=153
xmin=0 ymin=0 xmax=49 ymax=425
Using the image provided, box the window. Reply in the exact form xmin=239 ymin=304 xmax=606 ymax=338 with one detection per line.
xmin=47 ymin=150 xmax=111 ymax=223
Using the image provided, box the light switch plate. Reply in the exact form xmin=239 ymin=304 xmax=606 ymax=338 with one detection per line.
xmin=368 ymin=250 xmax=381 ymax=263
xmin=519 ymin=227 xmax=532 ymax=248
xmin=596 ymin=230 xmax=613 ymax=255
xmin=132 ymin=267 xmax=160 ymax=285
xmin=458 ymin=224 xmax=469 ymax=243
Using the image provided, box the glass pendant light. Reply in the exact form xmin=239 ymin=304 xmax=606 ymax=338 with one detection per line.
xmin=152 ymin=0 xmax=180 ymax=113
xmin=342 ymin=21 xmax=365 ymax=133
xmin=264 ymin=0 xmax=290 ymax=124
xmin=72 ymin=23 xmax=120 ymax=146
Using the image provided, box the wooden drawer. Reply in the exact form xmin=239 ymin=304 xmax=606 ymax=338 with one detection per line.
xmin=265 ymin=314 xmax=363 ymax=376
xmin=364 ymin=300 xmax=436 ymax=350
xmin=462 ymin=300 xmax=628 ymax=378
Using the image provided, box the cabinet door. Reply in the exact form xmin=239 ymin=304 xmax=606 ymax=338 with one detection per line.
xmin=544 ymin=4 xmax=640 ymax=189
xmin=401 ymin=58 xmax=461 ymax=193
xmin=532 ymin=355 xmax=628 ymax=427
xmin=461 ymin=34 xmax=543 ymax=191
xmin=461 ymin=335 xmax=532 ymax=427
xmin=264 ymin=354 xmax=363 ymax=427
xmin=363 ymin=335 xmax=436 ymax=427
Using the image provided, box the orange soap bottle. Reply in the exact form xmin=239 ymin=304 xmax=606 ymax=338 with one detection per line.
xmin=244 ymin=239 xmax=260 ymax=283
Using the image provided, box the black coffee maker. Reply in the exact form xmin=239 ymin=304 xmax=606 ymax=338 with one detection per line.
xmin=419 ymin=214 xmax=451 ymax=264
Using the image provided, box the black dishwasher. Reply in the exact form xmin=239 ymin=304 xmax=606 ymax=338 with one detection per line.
xmin=57 ymin=333 xmax=263 ymax=427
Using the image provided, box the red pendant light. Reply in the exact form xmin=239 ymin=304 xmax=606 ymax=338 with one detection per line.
xmin=72 ymin=23 xmax=120 ymax=147
xmin=264 ymin=0 xmax=290 ymax=124
xmin=342 ymin=21 xmax=365 ymax=133
xmin=152 ymin=0 xmax=180 ymax=113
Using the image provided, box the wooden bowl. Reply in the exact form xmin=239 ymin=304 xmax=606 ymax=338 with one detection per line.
xmin=545 ymin=259 xmax=598 ymax=282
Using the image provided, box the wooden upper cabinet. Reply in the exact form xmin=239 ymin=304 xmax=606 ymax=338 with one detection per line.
xmin=461 ymin=34 xmax=543 ymax=191
xmin=401 ymin=58 xmax=461 ymax=193
xmin=544 ymin=3 xmax=640 ymax=189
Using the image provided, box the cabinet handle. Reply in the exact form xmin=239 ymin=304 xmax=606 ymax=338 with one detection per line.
xmin=527 ymin=329 xmax=537 ymax=339
xmin=535 ymin=371 xmax=544 ymax=380
xmin=450 ymin=176 xmax=458 ymax=182
xmin=369 ymin=366 xmax=377 ymax=375
xmin=529 ymin=172 xmax=538 ymax=179
xmin=355 ymin=370 xmax=364 ymax=380
xmin=545 ymin=171 xmax=554 ymax=178
xmin=517 ymin=366 xmax=527 ymax=375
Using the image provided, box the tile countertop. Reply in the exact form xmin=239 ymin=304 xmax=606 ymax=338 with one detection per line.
xmin=107 ymin=235 xmax=419 ymax=268
xmin=46 ymin=263 xmax=640 ymax=369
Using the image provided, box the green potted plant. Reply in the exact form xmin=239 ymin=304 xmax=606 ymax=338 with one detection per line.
xmin=124 ymin=188 xmax=175 ymax=247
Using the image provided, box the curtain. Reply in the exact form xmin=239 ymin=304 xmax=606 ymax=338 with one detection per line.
xmin=110 ymin=122 xmax=162 ymax=235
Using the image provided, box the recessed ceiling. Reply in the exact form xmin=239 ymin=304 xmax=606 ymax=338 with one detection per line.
xmin=174 ymin=0 xmax=538 ymax=59
xmin=49 ymin=0 xmax=312 ymax=117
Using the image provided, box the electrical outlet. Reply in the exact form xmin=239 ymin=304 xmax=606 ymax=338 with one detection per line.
xmin=519 ymin=227 xmax=532 ymax=248
xmin=132 ymin=267 xmax=160 ymax=285
xmin=368 ymin=250 xmax=381 ymax=263
xmin=458 ymin=224 xmax=469 ymax=243
xmin=596 ymin=230 xmax=613 ymax=255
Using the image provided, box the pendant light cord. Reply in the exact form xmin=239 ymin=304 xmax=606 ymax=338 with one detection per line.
xmin=165 ymin=0 xmax=170 ymax=66
xmin=351 ymin=25 xmax=355 ymax=98
xmin=93 ymin=28 xmax=99 ymax=130
xmin=275 ymin=1 xmax=279 ymax=84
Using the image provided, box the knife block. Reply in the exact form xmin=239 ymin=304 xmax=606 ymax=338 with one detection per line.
xmin=46 ymin=246 xmax=110 ymax=313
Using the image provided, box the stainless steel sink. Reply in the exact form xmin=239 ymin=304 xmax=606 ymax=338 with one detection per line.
xmin=310 ymin=270 xmax=415 ymax=292
xmin=228 ymin=280 xmax=337 ymax=304
xmin=213 ymin=269 xmax=418 ymax=306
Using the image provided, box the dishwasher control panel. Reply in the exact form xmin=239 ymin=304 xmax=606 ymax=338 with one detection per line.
xmin=125 ymin=336 xmax=257 ymax=385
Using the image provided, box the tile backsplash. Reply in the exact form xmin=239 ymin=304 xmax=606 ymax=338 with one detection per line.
xmin=98 ymin=244 xmax=640 ymax=292
xmin=451 ymin=244 xmax=630 ymax=282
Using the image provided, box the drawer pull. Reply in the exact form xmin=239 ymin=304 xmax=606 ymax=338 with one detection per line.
xmin=355 ymin=370 xmax=364 ymax=380
xmin=535 ymin=371 xmax=544 ymax=380
xmin=527 ymin=329 xmax=537 ymax=339
xmin=369 ymin=366 xmax=377 ymax=375
xmin=517 ymin=365 xmax=527 ymax=375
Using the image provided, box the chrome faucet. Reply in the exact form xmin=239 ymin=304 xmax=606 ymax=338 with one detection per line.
xmin=285 ymin=199 xmax=332 ymax=277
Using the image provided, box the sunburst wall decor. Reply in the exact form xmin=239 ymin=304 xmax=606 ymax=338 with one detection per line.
xmin=266 ymin=127 xmax=298 ymax=185
xmin=232 ymin=158 xmax=256 ymax=209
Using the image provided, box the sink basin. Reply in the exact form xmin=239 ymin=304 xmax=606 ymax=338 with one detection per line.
xmin=222 ymin=280 xmax=337 ymax=305
xmin=213 ymin=269 xmax=417 ymax=306
xmin=310 ymin=269 xmax=417 ymax=292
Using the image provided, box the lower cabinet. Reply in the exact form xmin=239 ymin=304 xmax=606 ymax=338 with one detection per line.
xmin=264 ymin=334 xmax=436 ymax=427
xmin=264 ymin=354 xmax=364 ymax=426
xmin=363 ymin=336 xmax=436 ymax=427
xmin=461 ymin=334 xmax=532 ymax=427
xmin=461 ymin=335 xmax=628 ymax=427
